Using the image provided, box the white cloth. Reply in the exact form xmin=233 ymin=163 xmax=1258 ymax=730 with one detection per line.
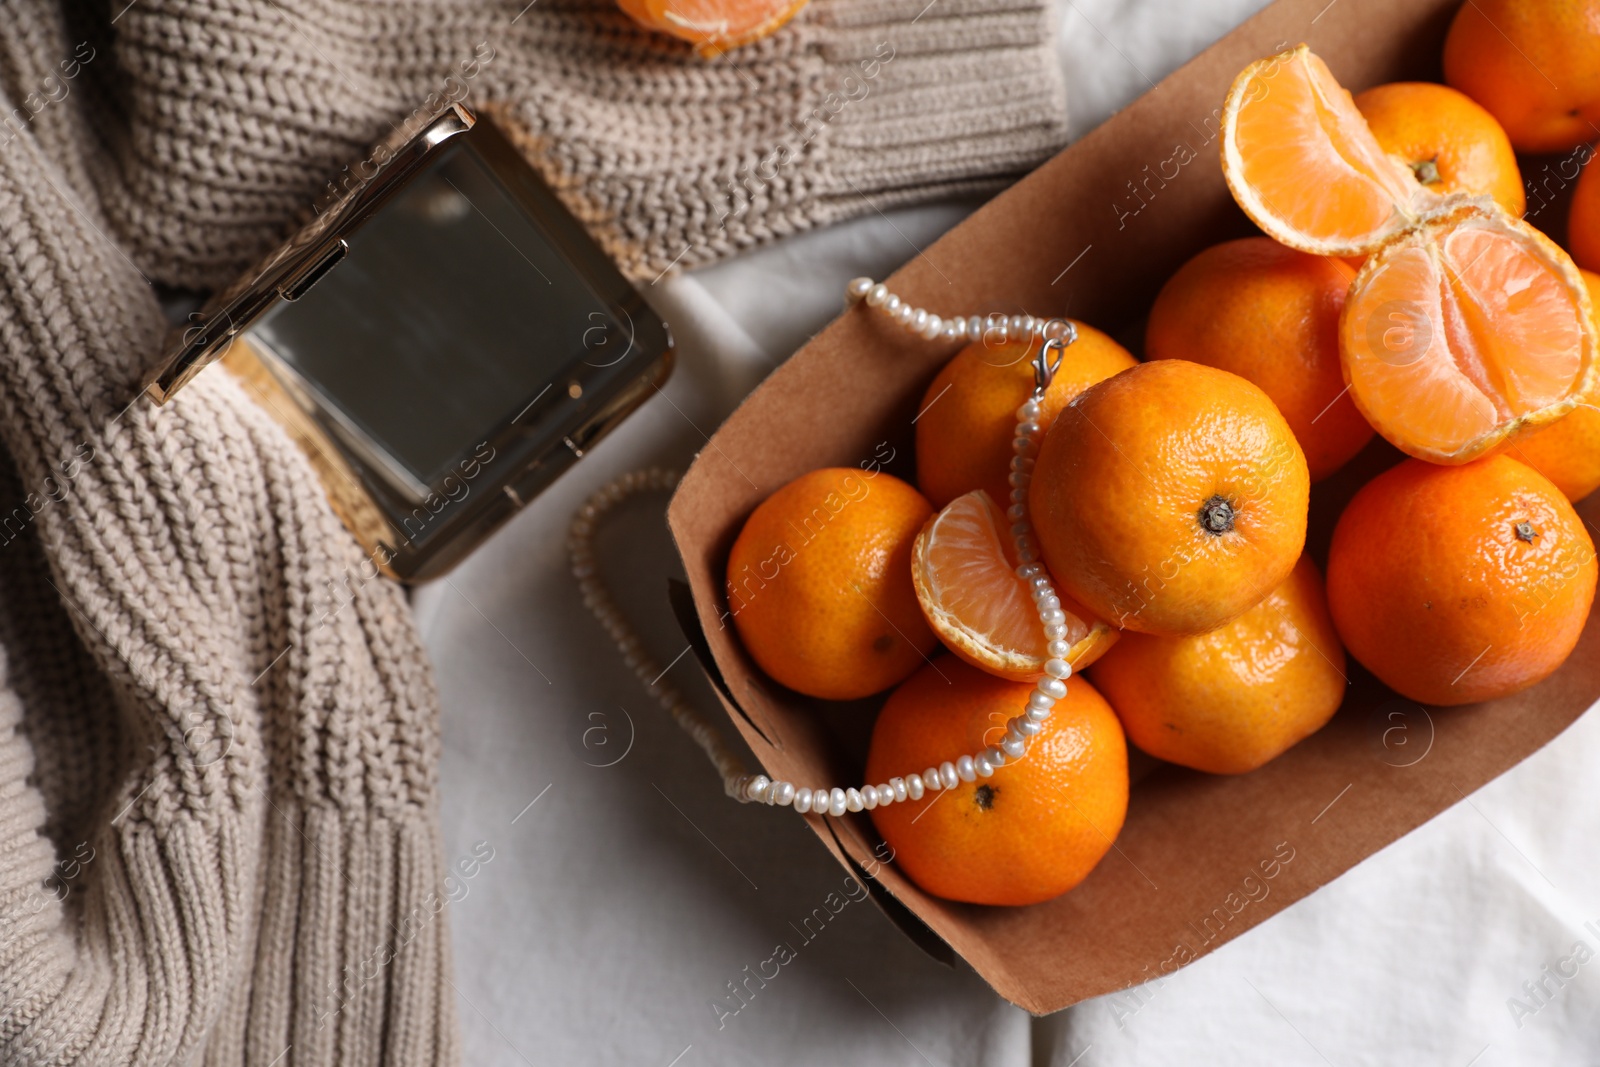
xmin=415 ymin=1 xmax=1600 ymax=1062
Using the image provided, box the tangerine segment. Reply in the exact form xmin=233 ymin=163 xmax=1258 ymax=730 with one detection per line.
xmin=911 ymin=491 xmax=1117 ymax=681
xmin=616 ymin=0 xmax=807 ymax=56
xmin=1508 ymin=270 xmax=1600 ymax=502
xmin=1222 ymin=45 xmax=1431 ymax=256
xmin=1340 ymin=203 xmax=1598 ymax=464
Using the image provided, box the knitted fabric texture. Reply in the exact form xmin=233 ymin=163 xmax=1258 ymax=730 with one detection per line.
xmin=0 ymin=0 xmax=1065 ymax=1064
xmin=90 ymin=0 xmax=1067 ymax=285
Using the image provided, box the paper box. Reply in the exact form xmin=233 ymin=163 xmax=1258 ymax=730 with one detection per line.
xmin=666 ymin=0 xmax=1600 ymax=1013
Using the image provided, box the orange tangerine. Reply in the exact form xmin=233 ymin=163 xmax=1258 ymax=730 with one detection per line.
xmin=1090 ymin=556 xmax=1346 ymax=775
xmin=1145 ymin=237 xmax=1370 ymax=481
xmin=726 ymin=468 xmax=935 ymax=700
xmin=1572 ymin=151 xmax=1600 ymax=274
xmin=915 ymin=329 xmax=1137 ymax=511
xmin=1443 ymin=0 xmax=1600 ymax=154
xmin=865 ymin=658 xmax=1128 ymax=906
xmin=1326 ymin=455 xmax=1596 ymax=706
xmin=1031 ymin=360 xmax=1310 ymax=636
xmin=1354 ymin=81 xmax=1526 ymax=216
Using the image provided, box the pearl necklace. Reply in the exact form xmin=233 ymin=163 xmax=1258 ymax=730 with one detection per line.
xmin=569 ymin=278 xmax=1079 ymax=814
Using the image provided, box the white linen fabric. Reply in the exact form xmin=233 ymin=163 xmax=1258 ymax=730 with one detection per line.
xmin=415 ymin=1 xmax=1600 ymax=1063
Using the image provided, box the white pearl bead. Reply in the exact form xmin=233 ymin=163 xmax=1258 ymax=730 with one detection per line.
xmin=1010 ymin=488 xmax=1029 ymax=505
xmin=1001 ymin=735 xmax=1027 ymax=758
xmin=1017 ymin=563 xmax=1043 ymax=579
xmin=907 ymin=775 xmax=925 ymax=801
xmin=847 ymin=277 xmax=873 ymax=299
xmin=885 ymin=295 xmax=902 ymax=313
xmin=1028 ymin=690 xmax=1055 ymax=711
xmin=1007 ymin=503 xmax=1026 ymax=522
xmin=1017 ymin=399 xmax=1041 ymax=421
xmin=746 ymin=775 xmax=771 ymax=802
xmin=794 ymin=787 xmax=813 ymax=813
xmin=1009 ymin=315 xmax=1027 ymax=336
xmin=894 ymin=302 xmax=914 ymax=325
xmin=1012 ymin=437 xmax=1035 ymax=456
xmin=967 ymin=315 xmax=984 ymax=340
xmin=1035 ymin=590 xmax=1060 ymax=608
xmin=771 ymin=781 xmax=795 ymax=806
xmin=1010 ymin=456 xmax=1034 ymax=473
xmin=1040 ymin=608 xmax=1067 ymax=626
xmin=911 ymin=309 xmax=929 ymax=332
xmin=1046 ymin=638 xmax=1071 ymax=657
xmin=1037 ymin=677 xmax=1068 ymax=700
xmin=890 ymin=777 xmax=908 ymax=802
xmin=1026 ymin=704 xmax=1052 ymax=723
xmin=845 ymin=788 xmax=864 ymax=813
xmin=1043 ymin=622 xmax=1067 ymax=638
xmin=1008 ymin=471 xmax=1030 ymax=489
xmin=939 ymin=762 xmax=959 ymax=789
xmin=1044 ymin=658 xmax=1072 ymax=679
xmin=921 ymin=314 xmax=943 ymax=340
xmin=922 ymin=768 xmax=942 ymax=792
xmin=975 ymin=753 xmax=995 ymax=777
xmin=956 ymin=755 xmax=976 ymax=782
xmin=1013 ymin=716 xmax=1043 ymax=737
xmin=943 ymin=320 xmax=963 ymax=341
xmin=829 ymin=788 xmax=848 ymax=817
xmin=1030 ymin=576 xmax=1051 ymax=592
xmin=876 ymin=783 xmax=893 ymax=807
xmin=863 ymin=784 xmax=879 ymax=808
xmin=984 ymin=745 xmax=1007 ymax=768
xmin=1019 ymin=421 xmax=1042 ymax=438
xmin=867 ymin=284 xmax=888 ymax=307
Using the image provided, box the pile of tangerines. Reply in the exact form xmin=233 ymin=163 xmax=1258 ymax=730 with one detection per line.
xmin=725 ymin=0 xmax=1600 ymax=907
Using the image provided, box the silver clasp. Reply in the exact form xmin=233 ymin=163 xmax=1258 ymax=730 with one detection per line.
xmin=1033 ymin=319 xmax=1077 ymax=394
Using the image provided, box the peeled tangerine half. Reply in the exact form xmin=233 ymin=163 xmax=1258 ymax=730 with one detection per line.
xmin=1224 ymin=45 xmax=1599 ymax=463
xmin=1222 ymin=45 xmax=1435 ymax=257
xmin=1342 ymin=201 xmax=1597 ymax=462
xmin=910 ymin=491 xmax=1117 ymax=681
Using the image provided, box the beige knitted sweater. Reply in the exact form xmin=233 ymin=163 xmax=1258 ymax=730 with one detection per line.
xmin=0 ymin=0 xmax=1064 ymax=1064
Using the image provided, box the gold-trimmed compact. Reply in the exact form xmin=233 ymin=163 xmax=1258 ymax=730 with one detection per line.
xmin=145 ymin=104 xmax=673 ymax=581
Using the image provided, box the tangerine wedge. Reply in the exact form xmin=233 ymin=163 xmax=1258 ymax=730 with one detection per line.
xmin=1222 ymin=45 xmax=1436 ymax=256
xmin=617 ymin=0 xmax=807 ymax=56
xmin=1340 ymin=202 xmax=1597 ymax=463
xmin=910 ymin=490 xmax=1116 ymax=681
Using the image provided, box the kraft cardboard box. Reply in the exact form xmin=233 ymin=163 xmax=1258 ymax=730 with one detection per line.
xmin=666 ymin=0 xmax=1600 ymax=1014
